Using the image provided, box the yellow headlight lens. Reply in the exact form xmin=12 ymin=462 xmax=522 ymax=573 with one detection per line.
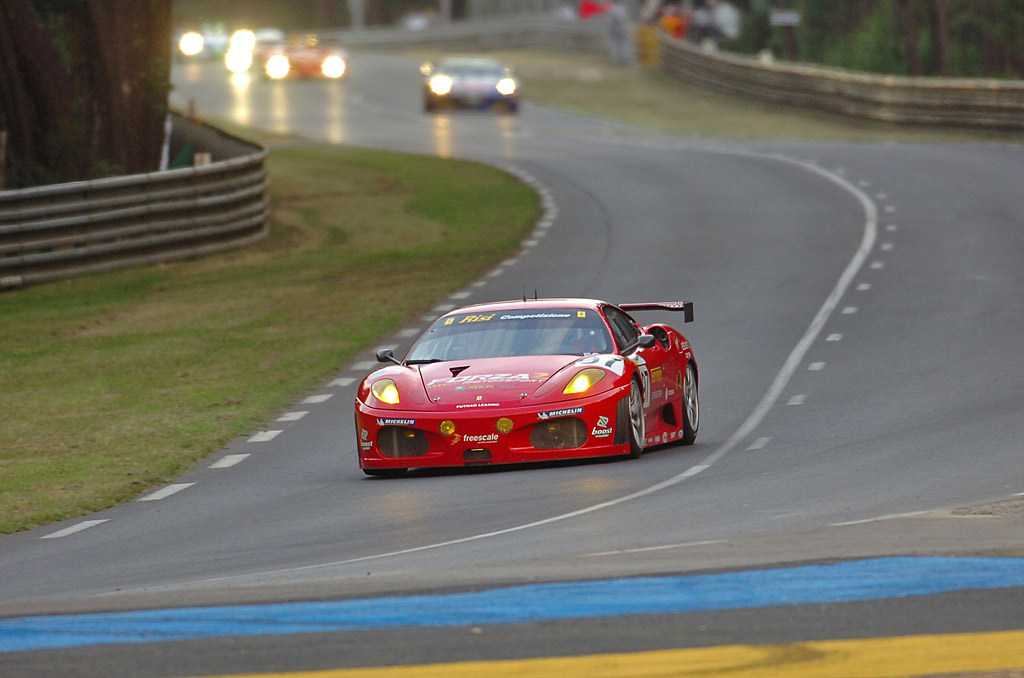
xmin=563 ymin=368 xmax=606 ymax=395
xmin=430 ymin=75 xmax=453 ymax=95
xmin=370 ymin=379 xmax=400 ymax=405
xmin=496 ymin=77 xmax=516 ymax=96
xmin=440 ymin=420 xmax=456 ymax=436
xmin=496 ymin=418 xmax=514 ymax=434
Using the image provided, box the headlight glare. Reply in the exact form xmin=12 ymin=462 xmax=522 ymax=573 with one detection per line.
xmin=265 ymin=54 xmax=290 ymax=79
xmin=370 ymin=379 xmax=400 ymax=405
xmin=563 ymin=368 xmax=606 ymax=395
xmin=322 ymin=55 xmax=346 ymax=78
xmin=496 ymin=77 xmax=516 ymax=96
xmin=430 ymin=75 xmax=453 ymax=95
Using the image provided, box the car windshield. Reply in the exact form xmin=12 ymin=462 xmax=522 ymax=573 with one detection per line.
xmin=406 ymin=309 xmax=614 ymax=362
xmin=440 ymin=59 xmax=506 ymax=77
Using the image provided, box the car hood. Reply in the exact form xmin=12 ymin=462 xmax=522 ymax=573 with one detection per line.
xmin=416 ymin=355 xmax=580 ymax=410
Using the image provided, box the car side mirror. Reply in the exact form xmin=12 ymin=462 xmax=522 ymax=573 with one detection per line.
xmin=623 ymin=334 xmax=656 ymax=355
xmin=376 ymin=349 xmax=401 ymax=365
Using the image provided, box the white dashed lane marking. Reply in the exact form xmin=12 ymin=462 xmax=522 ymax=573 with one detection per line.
xmin=138 ymin=483 xmax=194 ymax=501
xmin=210 ymin=454 xmax=250 ymax=469
xmin=808 ymin=362 xmax=826 ymax=371
xmin=827 ymin=333 xmax=842 ymax=342
xmin=277 ymin=411 xmax=307 ymax=422
xmin=330 ymin=377 xmax=355 ymax=388
xmin=788 ymin=395 xmax=807 ymax=406
xmin=40 ymin=520 xmax=109 ymax=539
xmin=302 ymin=394 xmax=332 ymax=404
xmin=248 ymin=430 xmax=282 ymax=443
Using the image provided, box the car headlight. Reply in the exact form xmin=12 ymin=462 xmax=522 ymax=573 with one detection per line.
xmin=563 ymin=368 xmax=606 ymax=395
xmin=225 ymin=48 xmax=253 ymax=73
xmin=495 ymin=77 xmax=516 ymax=96
xmin=370 ymin=379 xmax=401 ymax=405
xmin=265 ymin=54 xmax=290 ymax=79
xmin=429 ymin=74 xmax=453 ymax=96
xmin=179 ymin=32 xmax=204 ymax=57
xmin=322 ymin=55 xmax=346 ymax=78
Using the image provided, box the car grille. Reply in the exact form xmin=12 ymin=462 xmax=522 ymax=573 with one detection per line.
xmin=377 ymin=427 xmax=429 ymax=458
xmin=530 ymin=418 xmax=588 ymax=450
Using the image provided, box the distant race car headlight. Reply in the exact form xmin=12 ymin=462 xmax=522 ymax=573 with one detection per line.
xmin=179 ymin=32 xmax=204 ymax=57
xmin=225 ymin=48 xmax=253 ymax=73
xmin=370 ymin=379 xmax=400 ymax=405
xmin=563 ymin=368 xmax=606 ymax=395
xmin=230 ymin=29 xmax=256 ymax=52
xmin=495 ymin=77 xmax=517 ymax=96
xmin=429 ymin=74 xmax=453 ymax=96
xmin=322 ymin=55 xmax=346 ymax=78
xmin=439 ymin=420 xmax=457 ymax=436
xmin=265 ymin=54 xmax=290 ymax=79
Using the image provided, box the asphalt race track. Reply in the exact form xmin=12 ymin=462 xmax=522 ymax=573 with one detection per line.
xmin=1 ymin=53 xmax=1023 ymax=677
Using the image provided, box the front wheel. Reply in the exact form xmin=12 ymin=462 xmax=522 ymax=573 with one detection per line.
xmin=680 ymin=362 xmax=699 ymax=445
xmin=627 ymin=377 xmax=646 ymax=458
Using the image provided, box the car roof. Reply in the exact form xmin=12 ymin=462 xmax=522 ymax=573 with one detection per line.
xmin=438 ymin=298 xmax=609 ymax=318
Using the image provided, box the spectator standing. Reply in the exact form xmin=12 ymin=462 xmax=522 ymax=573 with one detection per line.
xmin=688 ymin=0 xmax=710 ymax=43
xmin=607 ymin=0 xmax=630 ymax=65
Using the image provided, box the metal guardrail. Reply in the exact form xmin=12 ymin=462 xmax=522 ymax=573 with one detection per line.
xmin=659 ymin=33 xmax=1024 ymax=131
xmin=0 ymin=113 xmax=269 ymax=290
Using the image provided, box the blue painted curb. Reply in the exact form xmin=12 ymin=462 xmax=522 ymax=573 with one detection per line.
xmin=2 ymin=556 xmax=1024 ymax=653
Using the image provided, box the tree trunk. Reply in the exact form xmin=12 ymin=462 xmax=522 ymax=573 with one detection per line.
xmin=897 ymin=0 xmax=921 ymax=76
xmin=80 ymin=0 xmax=171 ymax=175
xmin=0 ymin=0 xmax=83 ymax=185
xmin=927 ymin=0 xmax=950 ymax=75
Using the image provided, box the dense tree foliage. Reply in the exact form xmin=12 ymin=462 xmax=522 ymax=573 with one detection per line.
xmin=729 ymin=0 xmax=1024 ymax=78
xmin=0 ymin=0 xmax=171 ymax=188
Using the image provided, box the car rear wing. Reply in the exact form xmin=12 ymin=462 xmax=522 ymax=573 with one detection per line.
xmin=619 ymin=301 xmax=694 ymax=323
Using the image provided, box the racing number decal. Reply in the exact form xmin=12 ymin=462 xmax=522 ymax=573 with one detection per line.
xmin=629 ymin=354 xmax=651 ymax=408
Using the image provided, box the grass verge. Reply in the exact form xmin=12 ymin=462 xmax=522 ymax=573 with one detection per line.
xmin=0 ymin=144 xmax=539 ymax=534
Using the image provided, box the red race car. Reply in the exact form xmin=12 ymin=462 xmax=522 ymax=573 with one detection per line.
xmin=355 ymin=298 xmax=698 ymax=477
xmin=259 ymin=34 xmax=347 ymax=80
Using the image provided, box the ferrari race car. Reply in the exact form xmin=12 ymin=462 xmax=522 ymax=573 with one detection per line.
xmin=355 ymin=298 xmax=698 ymax=477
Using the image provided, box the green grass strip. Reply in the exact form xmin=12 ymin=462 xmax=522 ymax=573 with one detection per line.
xmin=0 ymin=145 xmax=539 ymax=534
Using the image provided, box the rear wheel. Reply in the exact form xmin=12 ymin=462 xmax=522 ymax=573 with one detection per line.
xmin=680 ymin=362 xmax=699 ymax=445
xmin=627 ymin=377 xmax=646 ymax=458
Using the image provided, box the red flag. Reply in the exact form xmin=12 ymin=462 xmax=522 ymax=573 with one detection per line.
xmin=579 ymin=0 xmax=611 ymax=19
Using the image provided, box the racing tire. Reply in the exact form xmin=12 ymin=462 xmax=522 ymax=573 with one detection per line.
xmin=627 ymin=377 xmax=646 ymax=458
xmin=680 ymin=362 xmax=699 ymax=445
xmin=363 ymin=468 xmax=407 ymax=478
